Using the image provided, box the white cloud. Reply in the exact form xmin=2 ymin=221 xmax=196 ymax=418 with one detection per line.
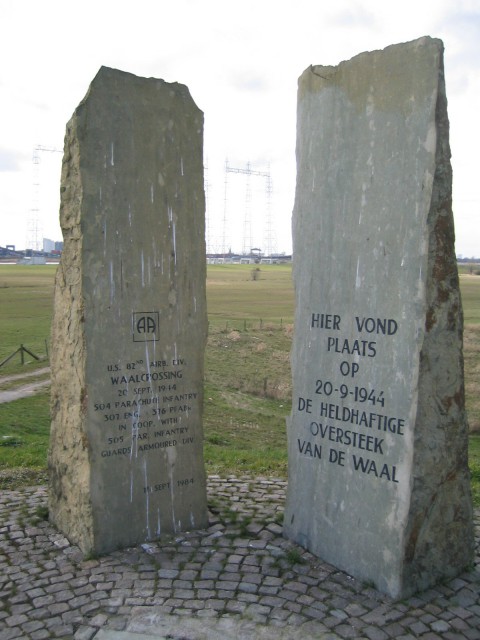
xmin=0 ymin=0 xmax=478 ymax=255
xmin=0 ymin=148 xmax=24 ymax=172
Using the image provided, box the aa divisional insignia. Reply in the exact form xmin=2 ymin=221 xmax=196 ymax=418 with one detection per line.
xmin=132 ymin=312 xmax=160 ymax=342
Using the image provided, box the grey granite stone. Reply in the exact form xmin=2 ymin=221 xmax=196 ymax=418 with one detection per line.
xmin=49 ymin=67 xmax=208 ymax=555
xmin=284 ymin=37 xmax=474 ymax=598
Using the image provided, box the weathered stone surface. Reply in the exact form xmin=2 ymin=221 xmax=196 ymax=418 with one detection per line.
xmin=49 ymin=67 xmax=208 ymax=554
xmin=284 ymin=37 xmax=474 ymax=598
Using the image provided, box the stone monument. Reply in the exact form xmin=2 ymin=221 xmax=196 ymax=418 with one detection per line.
xmin=49 ymin=67 xmax=209 ymax=555
xmin=284 ymin=38 xmax=474 ymax=598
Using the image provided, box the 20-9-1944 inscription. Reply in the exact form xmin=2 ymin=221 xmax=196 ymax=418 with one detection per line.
xmin=294 ymin=310 xmax=405 ymax=483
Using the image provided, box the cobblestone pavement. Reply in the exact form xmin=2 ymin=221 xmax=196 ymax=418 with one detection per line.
xmin=0 ymin=476 xmax=479 ymax=640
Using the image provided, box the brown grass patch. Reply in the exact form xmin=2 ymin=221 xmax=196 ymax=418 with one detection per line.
xmin=464 ymin=325 xmax=480 ymax=433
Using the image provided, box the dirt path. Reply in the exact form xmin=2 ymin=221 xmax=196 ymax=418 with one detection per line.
xmin=0 ymin=367 xmax=51 ymax=404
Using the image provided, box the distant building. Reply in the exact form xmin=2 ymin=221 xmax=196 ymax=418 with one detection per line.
xmin=43 ymin=238 xmax=55 ymax=253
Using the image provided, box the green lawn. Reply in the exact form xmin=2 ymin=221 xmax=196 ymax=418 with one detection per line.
xmin=206 ymin=264 xmax=294 ymax=328
xmin=0 ymin=263 xmax=479 ymax=507
xmin=460 ymin=275 xmax=480 ymax=326
xmin=469 ymin=435 xmax=480 ymax=507
xmin=0 ymin=265 xmax=55 ymax=371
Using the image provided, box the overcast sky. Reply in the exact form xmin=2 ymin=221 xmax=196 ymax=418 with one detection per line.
xmin=1 ymin=0 xmax=479 ymax=256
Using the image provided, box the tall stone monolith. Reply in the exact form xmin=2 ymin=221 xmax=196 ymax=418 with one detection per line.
xmin=284 ymin=37 xmax=474 ymax=598
xmin=49 ymin=67 xmax=208 ymax=555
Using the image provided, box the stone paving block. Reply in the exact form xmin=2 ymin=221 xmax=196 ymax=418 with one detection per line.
xmin=90 ymin=612 xmax=109 ymax=627
xmin=48 ymin=602 xmax=70 ymax=616
xmin=241 ymin=572 xmax=262 ymax=584
xmin=238 ymin=581 xmax=258 ymax=594
xmin=362 ymin=608 xmax=388 ymax=625
xmin=245 ymin=603 xmax=271 ymax=617
xmin=286 ymin=612 xmax=308 ymax=625
xmin=216 ymin=580 xmax=239 ymax=591
xmin=20 ymin=619 xmax=44 ymax=634
xmin=80 ymin=601 xmax=102 ymax=615
xmin=67 ymin=594 xmax=91 ymax=610
xmin=270 ymin=607 xmax=291 ymax=622
xmin=323 ymin=615 xmax=345 ymax=629
xmin=157 ymin=568 xmax=179 ymax=579
xmin=27 ymin=607 xmax=50 ymax=621
xmin=383 ymin=622 xmax=406 ymax=637
xmin=73 ymin=626 xmax=97 ymax=640
xmin=50 ymin=623 xmax=74 ymax=637
xmin=184 ymin=599 xmax=205 ymax=610
xmin=26 ymin=587 xmax=46 ymax=599
xmin=29 ymin=630 xmax=50 ymax=640
xmin=259 ymin=595 xmax=285 ymax=608
xmin=8 ymin=593 xmax=29 ymax=605
xmin=0 ymin=479 xmax=479 ymax=638
xmin=451 ymin=605 xmax=475 ymax=619
xmin=363 ymin=625 xmax=389 ymax=640
xmin=240 ymin=564 xmax=261 ymax=574
xmin=200 ymin=569 xmax=220 ymax=580
xmin=0 ymin=628 xmax=24 ymax=639
xmin=9 ymin=603 xmax=33 ymax=616
xmin=334 ymin=623 xmax=359 ymax=639
xmin=284 ymin=601 xmax=302 ymax=614
xmin=258 ymin=585 xmax=280 ymax=596
xmin=103 ymin=595 xmax=125 ymax=608
xmin=296 ymin=594 xmax=315 ymax=606
xmin=53 ymin=588 xmax=75 ymax=602
xmin=173 ymin=588 xmax=195 ymax=599
xmin=284 ymin=580 xmax=308 ymax=594
xmin=204 ymin=598 xmax=227 ymax=611
xmin=449 ymin=616 xmax=470 ymax=631
xmin=5 ymin=613 xmax=29 ymax=627
xmin=277 ymin=588 xmax=300 ymax=602
xmin=237 ymin=592 xmax=260 ymax=603
xmin=196 ymin=609 xmax=220 ymax=620
xmin=225 ymin=597 xmax=248 ymax=612
xmin=94 ymin=581 xmax=114 ymax=591
xmin=31 ymin=594 xmax=55 ymax=608
xmin=172 ymin=579 xmax=194 ymax=589
xmin=61 ymin=610 xmax=84 ymax=625
xmin=50 ymin=572 xmax=74 ymax=583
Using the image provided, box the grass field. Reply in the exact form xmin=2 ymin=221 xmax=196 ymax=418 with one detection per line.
xmin=0 ymin=265 xmax=55 ymax=370
xmin=0 ymin=263 xmax=479 ymax=506
xmin=206 ymin=263 xmax=294 ymax=328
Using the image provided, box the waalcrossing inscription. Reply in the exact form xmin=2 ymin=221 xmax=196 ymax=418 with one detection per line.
xmin=284 ymin=38 xmax=474 ymax=598
xmin=49 ymin=67 xmax=208 ymax=555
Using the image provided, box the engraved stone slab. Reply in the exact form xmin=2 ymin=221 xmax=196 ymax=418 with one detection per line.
xmin=284 ymin=38 xmax=474 ymax=598
xmin=49 ymin=67 xmax=208 ymax=555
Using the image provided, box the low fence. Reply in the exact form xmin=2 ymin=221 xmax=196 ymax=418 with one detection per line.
xmin=0 ymin=343 xmax=48 ymax=369
xmin=209 ymin=318 xmax=292 ymax=333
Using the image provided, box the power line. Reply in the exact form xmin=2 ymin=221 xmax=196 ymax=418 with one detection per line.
xmin=223 ymin=159 xmax=276 ymax=256
xmin=28 ymin=145 xmax=62 ymax=251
